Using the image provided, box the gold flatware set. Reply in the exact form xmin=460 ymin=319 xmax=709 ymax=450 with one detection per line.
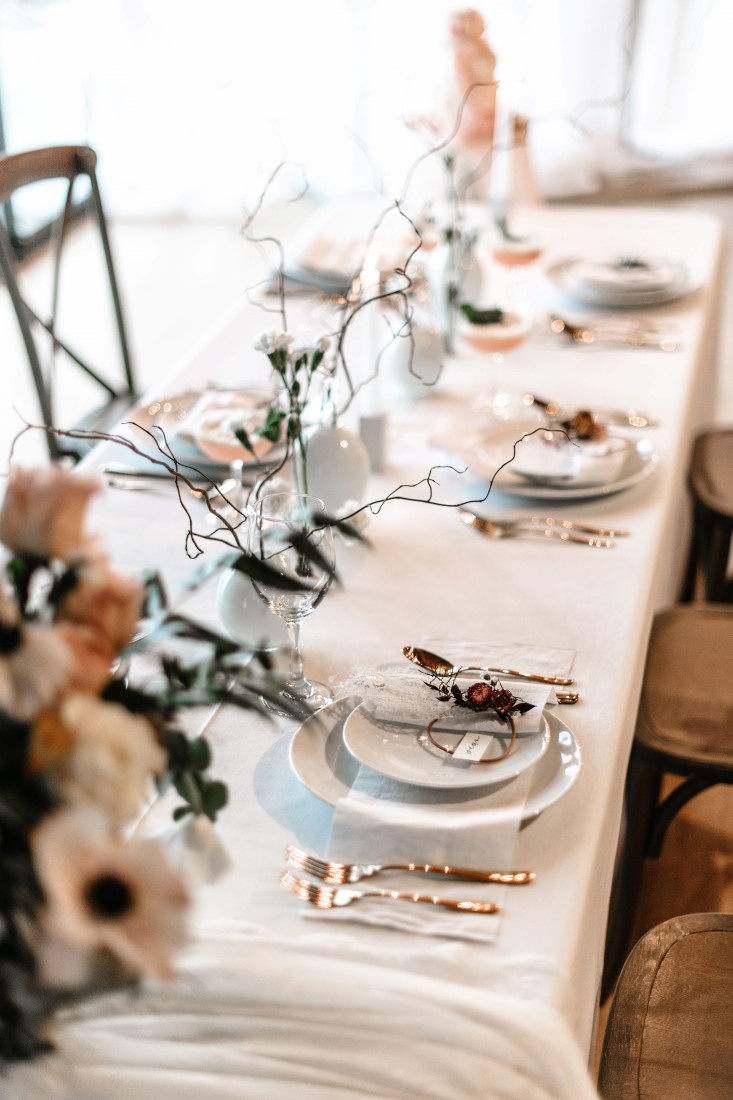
xmin=460 ymin=510 xmax=619 ymax=549
xmin=280 ymin=846 xmax=536 ymax=914
xmin=285 ymin=845 xmax=535 ymax=886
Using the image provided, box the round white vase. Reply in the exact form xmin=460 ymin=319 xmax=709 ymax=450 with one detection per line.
xmin=380 ymin=323 xmax=444 ymax=398
xmin=215 ymin=567 xmax=288 ymax=651
xmin=304 ymin=425 xmax=371 ymax=513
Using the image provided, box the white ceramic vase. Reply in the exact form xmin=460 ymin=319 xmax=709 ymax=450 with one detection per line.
xmin=380 ymin=323 xmax=444 ymax=398
xmin=303 ymin=425 xmax=371 ymax=513
xmin=215 ymin=567 xmax=288 ymax=651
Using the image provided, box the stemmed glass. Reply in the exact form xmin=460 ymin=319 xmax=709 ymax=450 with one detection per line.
xmin=459 ymin=260 xmax=533 ymax=420
xmin=247 ymin=492 xmax=335 ymax=714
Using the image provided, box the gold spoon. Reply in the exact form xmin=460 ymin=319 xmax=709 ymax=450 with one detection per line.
xmin=402 ymin=645 xmax=574 ymax=686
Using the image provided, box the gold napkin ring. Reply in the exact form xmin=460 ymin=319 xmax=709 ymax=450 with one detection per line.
xmin=425 ymin=716 xmax=517 ymax=762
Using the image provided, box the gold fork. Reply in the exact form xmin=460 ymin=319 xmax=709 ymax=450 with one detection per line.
xmin=286 ymin=845 xmax=535 ymax=886
xmin=280 ymin=870 xmax=501 ymax=913
xmin=461 ymin=510 xmax=615 ymax=549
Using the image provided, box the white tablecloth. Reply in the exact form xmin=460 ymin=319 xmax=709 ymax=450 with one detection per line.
xmin=8 ymin=205 xmax=722 ymax=1096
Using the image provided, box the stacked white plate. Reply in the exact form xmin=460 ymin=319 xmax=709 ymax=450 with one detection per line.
xmin=546 ymin=255 xmax=694 ymax=307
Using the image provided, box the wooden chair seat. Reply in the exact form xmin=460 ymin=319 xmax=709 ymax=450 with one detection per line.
xmin=602 ymin=604 xmax=733 ymax=1001
xmin=682 ymin=428 xmax=733 ymax=602
xmin=599 ymin=913 xmax=733 ymax=1099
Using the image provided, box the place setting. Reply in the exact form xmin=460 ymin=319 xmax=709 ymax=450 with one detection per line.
xmin=100 ymin=386 xmax=285 ymax=484
xmin=434 ymin=406 xmax=658 ymax=504
xmin=283 ymin=638 xmax=582 ymax=938
xmin=544 ymin=252 xmax=699 ymax=308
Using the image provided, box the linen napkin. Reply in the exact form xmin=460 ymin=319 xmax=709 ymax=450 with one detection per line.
xmin=512 ymin=432 xmax=631 ymax=486
xmin=302 ymin=640 xmax=575 ymax=941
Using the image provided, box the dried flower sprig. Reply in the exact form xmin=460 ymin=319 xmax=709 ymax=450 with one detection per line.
xmin=428 ymin=673 xmax=534 ymax=724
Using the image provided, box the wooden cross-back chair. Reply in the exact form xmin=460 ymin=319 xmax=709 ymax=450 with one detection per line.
xmin=0 ymin=145 xmax=138 ymax=462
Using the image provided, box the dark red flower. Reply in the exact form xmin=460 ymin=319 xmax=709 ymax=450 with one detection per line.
xmin=491 ymin=688 xmax=517 ymax=714
xmin=466 ymin=682 xmax=494 ymax=709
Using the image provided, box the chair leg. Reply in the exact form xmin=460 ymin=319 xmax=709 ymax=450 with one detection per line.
xmin=680 ymin=505 xmax=702 ymax=603
xmin=645 ymin=776 xmax=713 ymax=857
xmin=601 ymin=751 xmax=662 ymax=1001
xmin=704 ymin=524 xmax=733 ymax=603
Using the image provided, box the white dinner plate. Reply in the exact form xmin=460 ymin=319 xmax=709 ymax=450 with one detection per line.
xmin=456 ymin=421 xmax=658 ymax=501
xmin=289 ymin=700 xmax=582 ymax=824
xmin=545 ymin=258 xmax=698 ymax=308
xmin=121 ymin=388 xmax=281 ymax=478
xmin=342 ymin=704 xmax=550 ymax=789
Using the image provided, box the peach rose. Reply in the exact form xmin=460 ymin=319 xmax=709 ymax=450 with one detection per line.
xmin=56 ymin=622 xmax=116 ymax=695
xmin=0 ymin=465 xmax=101 ymax=561
xmin=57 ymin=560 xmax=144 ymax=653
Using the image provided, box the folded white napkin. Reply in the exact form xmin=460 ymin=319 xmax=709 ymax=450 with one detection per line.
xmin=513 ymin=432 xmax=631 ymax=487
xmin=305 ymin=641 xmax=574 ymax=942
xmin=363 ymin=666 xmax=552 ymax=735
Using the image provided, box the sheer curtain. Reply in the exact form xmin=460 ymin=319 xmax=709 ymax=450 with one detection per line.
xmin=0 ymin=0 xmax=729 ymax=219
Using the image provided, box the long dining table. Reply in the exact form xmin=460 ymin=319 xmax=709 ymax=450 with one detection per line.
xmin=6 ymin=203 xmax=724 ymax=1098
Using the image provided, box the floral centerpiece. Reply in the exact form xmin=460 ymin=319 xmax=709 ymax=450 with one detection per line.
xmin=0 ymin=464 xmax=292 ymax=1063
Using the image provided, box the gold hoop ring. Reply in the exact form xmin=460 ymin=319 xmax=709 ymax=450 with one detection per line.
xmin=425 ymin=715 xmax=517 ymax=763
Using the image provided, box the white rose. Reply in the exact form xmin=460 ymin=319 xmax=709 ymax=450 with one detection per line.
xmin=59 ymin=694 xmax=166 ymax=822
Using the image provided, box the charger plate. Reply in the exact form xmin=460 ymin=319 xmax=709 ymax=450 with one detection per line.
xmin=449 ymin=422 xmax=658 ymax=501
xmin=289 ymin=701 xmax=581 ymax=824
xmin=545 ymin=258 xmax=697 ymax=307
xmin=117 ymin=388 xmax=280 ymax=479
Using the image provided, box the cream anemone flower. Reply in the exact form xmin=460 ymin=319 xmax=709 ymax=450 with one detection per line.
xmin=32 ymin=807 xmax=190 ymax=980
xmin=56 ymin=559 xmax=144 ymax=654
xmin=0 ymin=465 xmax=102 ymax=561
xmin=58 ymin=693 xmax=166 ymax=823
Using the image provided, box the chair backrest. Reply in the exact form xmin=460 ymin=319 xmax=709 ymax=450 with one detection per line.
xmin=599 ymin=912 xmax=733 ymax=1099
xmin=0 ymin=145 xmax=136 ymax=461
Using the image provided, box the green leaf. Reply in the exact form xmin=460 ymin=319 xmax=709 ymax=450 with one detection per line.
xmin=141 ymin=570 xmax=169 ymax=616
xmin=259 ymin=406 xmax=285 ymax=443
xmin=309 ymin=348 xmax=325 ymax=374
xmin=172 ymin=804 xmax=193 ymax=822
xmin=234 ymin=425 xmax=256 ymax=455
xmin=188 ymin=736 xmax=211 ymax=771
xmin=459 ymin=303 xmax=504 ymax=325
xmin=172 ymin=551 xmax=239 ymax=599
xmin=321 ymin=513 xmax=371 ymax=546
xmin=201 ymin=780 xmax=228 ymax=820
xmin=231 ymin=552 xmax=310 ymax=592
xmin=163 ymin=729 xmax=191 ymax=769
xmin=289 ymin=531 xmax=337 ymax=581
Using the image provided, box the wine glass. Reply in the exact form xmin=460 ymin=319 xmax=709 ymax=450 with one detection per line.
xmin=458 ymin=254 xmax=534 ymax=419
xmin=248 ymin=492 xmax=335 ymax=714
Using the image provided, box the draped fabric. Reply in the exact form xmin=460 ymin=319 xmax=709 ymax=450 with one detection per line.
xmin=0 ymin=2 xmax=729 ymax=219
